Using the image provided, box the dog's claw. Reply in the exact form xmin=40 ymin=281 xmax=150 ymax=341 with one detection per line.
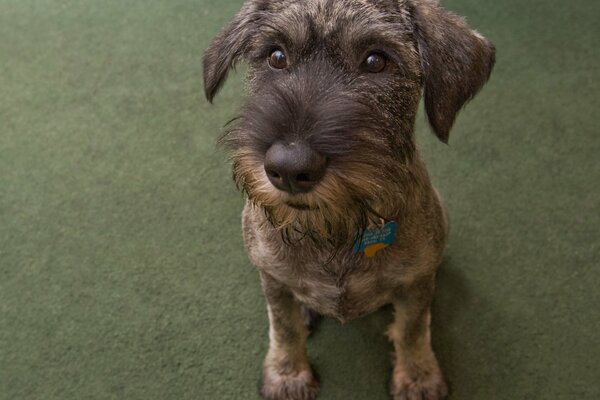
xmin=390 ymin=371 xmax=448 ymax=400
xmin=261 ymin=366 xmax=319 ymax=400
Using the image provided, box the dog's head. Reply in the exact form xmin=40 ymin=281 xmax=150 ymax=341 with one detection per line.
xmin=203 ymin=0 xmax=495 ymax=243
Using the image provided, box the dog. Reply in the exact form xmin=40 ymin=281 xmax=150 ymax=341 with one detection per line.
xmin=203 ymin=0 xmax=494 ymax=399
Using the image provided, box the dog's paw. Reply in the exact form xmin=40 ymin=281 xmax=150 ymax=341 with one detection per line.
xmin=260 ymin=365 xmax=319 ymax=400
xmin=390 ymin=368 xmax=448 ymax=400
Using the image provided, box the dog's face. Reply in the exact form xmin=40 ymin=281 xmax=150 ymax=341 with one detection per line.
xmin=203 ymin=0 xmax=495 ymax=244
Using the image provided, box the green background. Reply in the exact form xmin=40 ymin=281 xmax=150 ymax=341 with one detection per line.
xmin=1 ymin=0 xmax=598 ymax=399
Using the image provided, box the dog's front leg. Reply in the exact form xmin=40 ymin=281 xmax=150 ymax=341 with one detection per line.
xmin=388 ymin=277 xmax=448 ymax=400
xmin=259 ymin=272 xmax=319 ymax=400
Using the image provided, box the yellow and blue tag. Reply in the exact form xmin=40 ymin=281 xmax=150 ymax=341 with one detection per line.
xmin=353 ymin=221 xmax=397 ymax=258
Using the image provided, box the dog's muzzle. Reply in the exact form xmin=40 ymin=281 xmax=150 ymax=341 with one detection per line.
xmin=264 ymin=141 xmax=327 ymax=194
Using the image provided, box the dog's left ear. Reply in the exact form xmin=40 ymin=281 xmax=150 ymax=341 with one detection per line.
xmin=203 ymin=2 xmax=257 ymax=102
xmin=408 ymin=0 xmax=496 ymax=143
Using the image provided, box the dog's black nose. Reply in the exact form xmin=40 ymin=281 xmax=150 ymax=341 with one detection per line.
xmin=264 ymin=142 xmax=326 ymax=193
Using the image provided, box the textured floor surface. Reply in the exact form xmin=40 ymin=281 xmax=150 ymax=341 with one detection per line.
xmin=1 ymin=0 xmax=599 ymax=399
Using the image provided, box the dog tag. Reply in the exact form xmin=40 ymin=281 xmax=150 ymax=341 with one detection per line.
xmin=353 ymin=221 xmax=397 ymax=257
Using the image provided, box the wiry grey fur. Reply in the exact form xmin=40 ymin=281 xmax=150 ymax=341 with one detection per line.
xmin=203 ymin=1 xmax=495 ymax=399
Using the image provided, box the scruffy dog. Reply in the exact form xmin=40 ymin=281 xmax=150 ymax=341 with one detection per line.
xmin=203 ymin=0 xmax=494 ymax=399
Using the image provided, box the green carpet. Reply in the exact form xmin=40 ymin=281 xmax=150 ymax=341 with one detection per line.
xmin=1 ymin=0 xmax=598 ymax=399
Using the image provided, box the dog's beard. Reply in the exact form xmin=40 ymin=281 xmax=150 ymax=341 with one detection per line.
xmin=231 ymin=153 xmax=403 ymax=247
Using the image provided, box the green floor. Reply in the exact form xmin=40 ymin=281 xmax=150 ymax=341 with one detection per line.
xmin=1 ymin=0 xmax=599 ymax=399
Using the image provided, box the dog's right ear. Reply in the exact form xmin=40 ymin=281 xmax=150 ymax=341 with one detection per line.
xmin=203 ymin=3 xmax=257 ymax=102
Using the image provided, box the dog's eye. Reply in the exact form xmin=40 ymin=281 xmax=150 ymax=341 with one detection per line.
xmin=268 ymin=49 xmax=288 ymax=69
xmin=363 ymin=52 xmax=387 ymax=73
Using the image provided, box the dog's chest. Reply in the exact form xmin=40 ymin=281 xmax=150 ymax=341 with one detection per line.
xmin=250 ymin=240 xmax=396 ymax=321
xmin=290 ymin=264 xmax=393 ymax=322
xmin=242 ymin=204 xmax=409 ymax=321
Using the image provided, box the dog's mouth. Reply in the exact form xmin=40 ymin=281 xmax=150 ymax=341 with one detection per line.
xmin=285 ymin=202 xmax=318 ymax=211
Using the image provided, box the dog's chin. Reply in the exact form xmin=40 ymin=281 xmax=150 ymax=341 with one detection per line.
xmin=247 ymin=194 xmax=369 ymax=247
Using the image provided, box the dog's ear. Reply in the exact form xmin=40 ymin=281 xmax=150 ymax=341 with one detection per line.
xmin=203 ymin=3 xmax=257 ymax=102
xmin=408 ymin=0 xmax=495 ymax=143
